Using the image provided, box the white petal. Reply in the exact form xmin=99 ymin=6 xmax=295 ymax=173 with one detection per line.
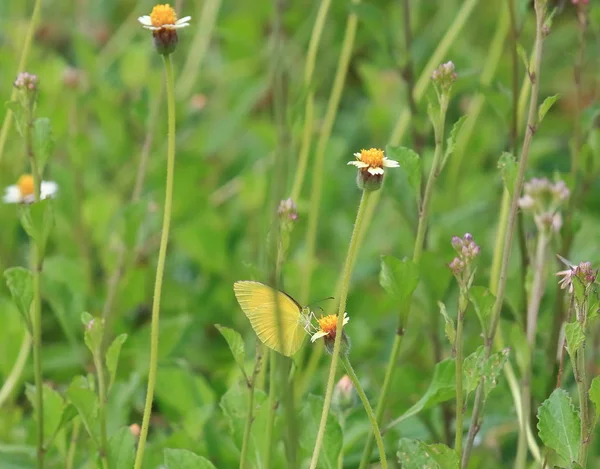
xmin=353 ymin=152 xmax=362 ymax=158
xmin=40 ymin=181 xmax=58 ymax=199
xmin=3 ymin=185 xmax=22 ymax=204
xmin=138 ymin=16 xmax=152 ymax=26
xmin=367 ymin=167 xmax=384 ymax=175
xmin=383 ymin=158 xmax=400 ymax=168
xmin=348 ymin=161 xmax=369 ymax=169
xmin=311 ymin=331 xmax=328 ymax=342
xmin=143 ymin=25 xmax=160 ymax=30
xmin=176 ymin=16 xmax=192 ymax=24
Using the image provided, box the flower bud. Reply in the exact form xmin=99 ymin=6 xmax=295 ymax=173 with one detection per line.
xmin=431 ymin=61 xmax=457 ymax=94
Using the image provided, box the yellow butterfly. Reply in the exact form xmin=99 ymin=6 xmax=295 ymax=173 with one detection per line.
xmin=233 ymin=280 xmax=310 ymax=357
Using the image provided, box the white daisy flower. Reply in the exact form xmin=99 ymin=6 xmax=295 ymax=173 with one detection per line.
xmin=311 ymin=313 xmax=350 ymax=343
xmin=138 ymin=4 xmax=191 ymax=31
xmin=348 ymin=148 xmax=399 ymax=175
xmin=3 ymin=174 xmax=58 ymax=204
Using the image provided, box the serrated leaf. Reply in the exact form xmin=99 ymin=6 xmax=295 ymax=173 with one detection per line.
xmin=537 ymin=389 xmax=580 ymax=465
xmin=538 ymin=94 xmax=560 ymax=124
xmin=4 ymin=267 xmax=34 ymax=329
xmin=498 ymin=152 xmax=517 ymax=196
xmin=108 ymin=427 xmax=136 ymax=469
xmin=437 ymin=302 xmax=455 ymax=346
xmin=33 ymin=117 xmax=55 ymax=173
xmin=25 ymin=383 xmax=65 ymax=447
xmin=565 ymin=321 xmax=585 ymax=358
xmin=106 ymin=334 xmax=127 ymax=391
xmin=589 ymin=376 xmax=600 ymax=421
xmin=19 ymin=198 xmax=54 ymax=255
xmin=517 ymin=43 xmax=529 ymax=71
xmin=397 ymin=439 xmax=459 ymax=469
xmin=164 ymin=448 xmax=217 ymax=469
xmin=463 ymin=347 xmax=510 ymax=399
xmin=215 ymin=325 xmax=247 ymax=380
xmin=442 ymin=115 xmax=468 ymax=169
xmin=469 ymin=287 xmax=495 ymax=332
xmin=385 ymin=145 xmax=421 ymax=198
xmin=66 ymin=376 xmax=100 ymax=446
xmin=392 ymin=359 xmax=456 ymax=425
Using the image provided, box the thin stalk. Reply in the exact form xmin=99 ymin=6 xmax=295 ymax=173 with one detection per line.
xmin=65 ymin=419 xmax=81 ymax=469
xmin=240 ymin=345 xmax=263 ymax=469
xmin=0 ymin=0 xmax=42 ymax=164
xmin=359 ymin=92 xmax=450 ymax=469
xmin=401 ymin=0 xmax=419 ymax=150
xmin=264 ymin=350 xmax=278 ymax=469
xmin=32 ymin=241 xmax=43 ymax=469
xmin=575 ymin=345 xmax=590 ymax=467
xmin=133 ymin=53 xmax=177 ymax=469
xmin=0 ymin=331 xmax=32 ymax=409
xmin=515 ymin=229 xmax=549 ymax=469
xmin=93 ymin=353 xmax=109 ymax=469
xmin=341 ymin=355 xmax=387 ymax=469
xmin=300 ymin=0 xmax=360 ymax=304
xmin=309 ymin=189 xmax=372 ymax=469
xmin=454 ymin=288 xmax=468 ymax=457
xmin=290 ymin=0 xmax=333 ymax=202
xmin=462 ymin=3 xmax=547 ymax=467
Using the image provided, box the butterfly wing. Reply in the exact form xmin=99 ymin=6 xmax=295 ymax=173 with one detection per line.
xmin=233 ymin=281 xmax=305 ymax=356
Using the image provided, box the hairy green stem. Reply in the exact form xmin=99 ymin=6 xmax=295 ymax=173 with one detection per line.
xmin=515 ymin=229 xmax=549 ymax=469
xmin=65 ymin=419 xmax=81 ymax=469
xmin=133 ymin=53 xmax=177 ymax=469
xmin=240 ymin=347 xmax=263 ymax=469
xmin=93 ymin=352 xmax=109 ymax=469
xmin=341 ymin=355 xmax=387 ymax=469
xmin=32 ymin=244 xmax=44 ymax=469
xmin=300 ymin=0 xmax=360 ymax=304
xmin=359 ymin=92 xmax=450 ymax=469
xmin=0 ymin=0 xmax=42 ymax=164
xmin=575 ymin=344 xmax=590 ymax=467
xmin=309 ymin=189 xmax=372 ymax=469
xmin=264 ymin=350 xmax=278 ymax=469
xmin=461 ymin=3 xmax=546 ymax=467
xmin=454 ymin=288 xmax=468 ymax=457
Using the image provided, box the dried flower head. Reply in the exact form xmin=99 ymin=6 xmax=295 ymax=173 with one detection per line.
xmin=556 ymin=256 xmax=597 ymax=294
xmin=431 ymin=61 xmax=457 ymax=93
xmin=348 ymin=148 xmax=399 ymax=191
xmin=3 ymin=174 xmax=58 ymax=204
xmin=138 ymin=4 xmax=191 ymax=55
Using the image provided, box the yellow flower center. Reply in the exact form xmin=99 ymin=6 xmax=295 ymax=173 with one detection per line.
xmin=150 ymin=4 xmax=177 ymax=27
xmin=359 ymin=148 xmax=385 ymax=167
xmin=317 ymin=314 xmax=339 ymax=338
xmin=17 ymin=174 xmax=35 ymax=197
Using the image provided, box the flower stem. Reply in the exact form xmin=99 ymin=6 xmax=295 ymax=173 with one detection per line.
xmin=264 ymin=350 xmax=278 ymax=469
xmin=0 ymin=331 xmax=31 ymax=409
xmin=65 ymin=418 xmax=81 ymax=469
xmin=340 ymin=355 xmax=387 ymax=469
xmin=290 ymin=0 xmax=333 ymax=202
xmin=359 ymin=91 xmax=450 ymax=469
xmin=575 ymin=344 xmax=590 ymax=467
xmin=309 ymin=189 xmax=372 ymax=469
xmin=515 ymin=229 xmax=549 ymax=469
xmin=300 ymin=0 xmax=360 ymax=304
xmin=32 ymin=243 xmax=44 ymax=469
xmin=461 ymin=2 xmax=546 ymax=467
xmin=0 ymin=0 xmax=42 ymax=165
xmin=133 ymin=53 xmax=177 ymax=469
xmin=240 ymin=345 xmax=263 ymax=469
xmin=93 ymin=352 xmax=109 ymax=469
xmin=454 ymin=287 xmax=468 ymax=457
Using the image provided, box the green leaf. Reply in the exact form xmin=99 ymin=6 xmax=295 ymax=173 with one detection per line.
xmin=537 ymin=389 xmax=580 ymax=465
xmin=516 ymin=43 xmax=529 ymax=71
xmin=498 ymin=152 xmax=517 ymax=196
xmin=565 ymin=321 xmax=585 ymax=358
xmin=437 ymin=302 xmax=455 ymax=346
xmin=107 ymin=427 xmax=136 ymax=469
xmin=156 ymin=366 xmax=215 ymax=417
xmin=25 ymin=383 xmax=65 ymax=447
xmin=538 ymin=94 xmax=560 ymax=124
xmin=19 ymin=198 xmax=54 ymax=255
xmin=215 ymin=325 xmax=247 ymax=380
xmin=299 ymin=395 xmax=343 ymax=468
xmin=81 ymin=312 xmax=104 ymax=356
xmin=66 ymin=376 xmax=100 ymax=446
xmin=164 ymin=448 xmax=217 ymax=469
xmin=468 ymin=287 xmax=495 ymax=333
xmin=4 ymin=267 xmax=34 ymax=329
xmin=589 ymin=376 xmax=600 ymax=421
xmin=106 ymin=334 xmax=127 ymax=392
xmin=32 ymin=117 xmax=55 ymax=173
xmin=380 ymin=256 xmax=419 ymax=327
xmin=397 ymin=439 xmax=459 ymax=469
xmin=392 ymin=359 xmax=456 ymax=425
xmin=442 ymin=115 xmax=468 ymax=169
xmin=385 ymin=145 xmax=421 ymax=198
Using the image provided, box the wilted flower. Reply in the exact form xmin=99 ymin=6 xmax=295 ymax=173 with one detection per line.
xmin=3 ymin=174 xmax=58 ymax=204
xmin=348 ymin=148 xmax=399 ymax=191
xmin=278 ymin=198 xmax=298 ymax=221
xmin=556 ymin=257 xmax=597 ymax=294
xmin=14 ymin=72 xmax=38 ymax=91
xmin=138 ymin=4 xmax=191 ymax=55
xmin=431 ymin=61 xmax=457 ymax=93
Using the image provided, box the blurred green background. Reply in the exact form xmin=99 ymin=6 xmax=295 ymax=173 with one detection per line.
xmin=0 ymin=0 xmax=599 ymax=467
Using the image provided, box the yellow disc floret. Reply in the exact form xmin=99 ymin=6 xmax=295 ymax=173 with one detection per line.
xmin=17 ymin=174 xmax=35 ymax=197
xmin=150 ymin=4 xmax=177 ymax=27
xmin=359 ymin=148 xmax=385 ymax=168
xmin=317 ymin=314 xmax=339 ymax=339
